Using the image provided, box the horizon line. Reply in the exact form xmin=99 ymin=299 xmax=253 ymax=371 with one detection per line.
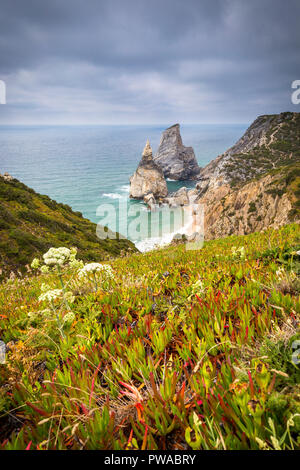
xmin=0 ymin=122 xmax=250 ymax=127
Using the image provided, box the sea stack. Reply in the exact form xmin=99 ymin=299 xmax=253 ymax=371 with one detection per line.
xmin=129 ymin=140 xmax=168 ymax=201
xmin=154 ymin=124 xmax=200 ymax=180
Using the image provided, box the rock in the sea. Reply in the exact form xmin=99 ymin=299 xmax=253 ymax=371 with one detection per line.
xmin=129 ymin=140 xmax=168 ymax=200
xmin=154 ymin=124 xmax=200 ymax=180
xmin=143 ymin=193 xmax=156 ymax=210
xmin=165 ymin=186 xmax=189 ymax=207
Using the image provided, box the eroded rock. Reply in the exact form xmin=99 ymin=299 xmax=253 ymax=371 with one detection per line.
xmin=154 ymin=124 xmax=200 ymax=180
xmin=129 ymin=140 xmax=168 ymax=200
xmin=165 ymin=186 xmax=189 ymax=207
xmin=143 ymin=193 xmax=156 ymax=210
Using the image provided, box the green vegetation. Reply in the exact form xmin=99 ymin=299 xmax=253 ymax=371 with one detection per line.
xmin=0 ymin=177 xmax=136 ymax=279
xmin=224 ymin=112 xmax=300 ymax=188
xmin=248 ymin=202 xmax=256 ymax=213
xmin=262 ymin=163 xmax=300 ymax=222
xmin=0 ymin=223 xmax=299 ymax=450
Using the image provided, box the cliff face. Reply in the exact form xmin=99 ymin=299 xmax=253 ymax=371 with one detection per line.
xmin=154 ymin=124 xmax=200 ymax=180
xmin=129 ymin=140 xmax=168 ymax=200
xmin=193 ymin=112 xmax=300 ymax=239
xmin=199 ymin=166 xmax=299 ymax=239
xmin=198 ymin=112 xmax=300 ymax=190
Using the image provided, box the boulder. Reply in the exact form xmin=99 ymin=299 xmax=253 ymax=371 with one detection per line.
xmin=143 ymin=193 xmax=156 ymax=210
xmin=129 ymin=140 xmax=168 ymax=199
xmin=186 ymin=232 xmax=203 ymax=242
xmin=154 ymin=124 xmax=200 ymax=180
xmin=165 ymin=187 xmax=189 ymax=207
xmin=1 ymin=172 xmax=14 ymax=181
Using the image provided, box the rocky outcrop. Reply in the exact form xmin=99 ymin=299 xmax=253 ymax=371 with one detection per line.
xmin=192 ymin=112 xmax=300 ymax=239
xmin=200 ymin=171 xmax=296 ymax=240
xmin=144 ymin=186 xmax=196 ymax=210
xmin=165 ymin=187 xmax=189 ymax=207
xmin=129 ymin=140 xmax=168 ymax=200
xmin=143 ymin=193 xmax=156 ymax=210
xmin=154 ymin=124 xmax=200 ymax=180
xmin=131 ymin=113 xmax=300 ymax=238
xmin=0 ymin=172 xmax=14 ymax=182
xmin=197 ymin=112 xmax=300 ymax=190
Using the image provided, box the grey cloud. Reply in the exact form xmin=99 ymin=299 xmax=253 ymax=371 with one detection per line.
xmin=0 ymin=0 xmax=299 ymax=124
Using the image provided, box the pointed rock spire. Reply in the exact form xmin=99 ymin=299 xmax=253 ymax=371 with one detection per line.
xmin=141 ymin=139 xmax=153 ymax=163
xmin=154 ymin=124 xmax=200 ymax=180
xmin=143 ymin=139 xmax=152 ymax=156
xmin=129 ymin=139 xmax=168 ymax=201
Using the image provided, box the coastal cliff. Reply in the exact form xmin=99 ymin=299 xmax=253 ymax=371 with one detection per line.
xmin=197 ymin=111 xmax=300 ymax=190
xmin=198 ymin=165 xmax=299 ymax=239
xmin=190 ymin=112 xmax=300 ymax=239
xmin=129 ymin=113 xmax=299 ymax=238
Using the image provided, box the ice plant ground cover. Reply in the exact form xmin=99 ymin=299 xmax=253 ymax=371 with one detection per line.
xmin=0 ymin=224 xmax=299 ymax=450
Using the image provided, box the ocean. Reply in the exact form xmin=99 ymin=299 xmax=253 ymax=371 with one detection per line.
xmin=0 ymin=124 xmax=247 ymax=250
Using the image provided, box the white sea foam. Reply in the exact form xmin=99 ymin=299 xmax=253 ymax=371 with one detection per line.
xmin=103 ymin=185 xmax=130 ymax=200
xmin=135 ymin=206 xmax=194 ymax=252
xmin=103 ymin=192 xmax=125 ymax=200
xmin=120 ymin=185 xmax=130 ymax=193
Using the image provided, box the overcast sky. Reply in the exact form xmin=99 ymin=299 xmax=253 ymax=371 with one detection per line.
xmin=0 ymin=0 xmax=299 ymax=125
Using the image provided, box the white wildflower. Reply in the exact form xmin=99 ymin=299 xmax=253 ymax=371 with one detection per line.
xmin=41 ymin=283 xmax=50 ymax=292
xmin=69 ymin=258 xmax=84 ymax=270
xmin=28 ymin=308 xmax=51 ymax=319
xmin=69 ymin=247 xmax=78 ymax=261
xmin=31 ymin=258 xmax=40 ymax=269
xmin=62 ymin=312 xmax=75 ymax=325
xmin=40 ymin=265 xmax=49 ymax=274
xmin=43 ymin=247 xmax=71 ymax=266
xmin=78 ymin=263 xmax=114 ymax=279
xmin=27 ymin=311 xmax=36 ymax=319
xmin=64 ymin=291 xmax=75 ymax=304
xmin=231 ymin=246 xmax=246 ymax=260
xmin=290 ymin=271 xmax=297 ymax=281
xmin=39 ymin=289 xmax=63 ymax=303
xmin=275 ymin=267 xmax=285 ymax=280
xmin=188 ymin=279 xmax=205 ymax=300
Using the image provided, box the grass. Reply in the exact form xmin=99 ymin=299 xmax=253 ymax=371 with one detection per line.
xmin=223 ymin=112 xmax=300 ymax=188
xmin=0 ymin=177 xmax=137 ymax=279
xmin=0 ymin=223 xmax=299 ymax=450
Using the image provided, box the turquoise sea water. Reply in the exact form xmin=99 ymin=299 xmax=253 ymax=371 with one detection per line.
xmin=0 ymin=124 xmax=247 ymax=248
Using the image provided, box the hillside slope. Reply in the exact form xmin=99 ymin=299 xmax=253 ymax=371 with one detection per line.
xmin=199 ymin=111 xmax=300 ymax=187
xmin=0 ymin=223 xmax=299 ymax=449
xmin=200 ymin=162 xmax=300 ymax=239
xmin=0 ymin=174 xmax=136 ymax=278
xmin=193 ymin=112 xmax=300 ymax=239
